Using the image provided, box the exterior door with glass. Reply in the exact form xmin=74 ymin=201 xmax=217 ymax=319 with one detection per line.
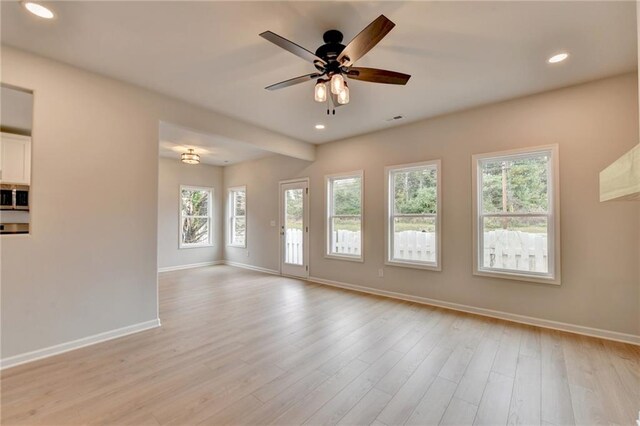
xmin=280 ymin=179 xmax=309 ymax=278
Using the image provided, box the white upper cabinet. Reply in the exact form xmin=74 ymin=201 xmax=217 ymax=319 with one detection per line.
xmin=1 ymin=132 xmax=31 ymax=185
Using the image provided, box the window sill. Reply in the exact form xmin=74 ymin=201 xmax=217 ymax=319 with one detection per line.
xmin=325 ymin=253 xmax=364 ymax=263
xmin=385 ymin=259 xmax=441 ymax=272
xmin=227 ymin=244 xmax=247 ymax=249
xmin=473 ymin=269 xmax=560 ymax=285
xmin=179 ymin=243 xmax=214 ymax=250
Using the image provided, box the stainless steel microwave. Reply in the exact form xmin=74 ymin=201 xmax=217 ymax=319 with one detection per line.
xmin=0 ymin=184 xmax=29 ymax=211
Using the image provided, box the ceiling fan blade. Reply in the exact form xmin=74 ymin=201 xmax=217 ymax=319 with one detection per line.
xmin=337 ymin=15 xmax=395 ymax=67
xmin=265 ymin=73 xmax=321 ymax=91
xmin=260 ymin=31 xmax=326 ymax=65
xmin=346 ymin=67 xmax=411 ymax=85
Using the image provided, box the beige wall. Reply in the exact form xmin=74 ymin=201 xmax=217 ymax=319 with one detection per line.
xmin=0 ymin=47 xmax=312 ymax=360
xmin=636 ymin=0 xmax=639 ymax=334
xmin=225 ymin=155 xmax=311 ymax=268
xmin=158 ymin=158 xmax=223 ymax=269
xmin=225 ymin=73 xmax=640 ymax=337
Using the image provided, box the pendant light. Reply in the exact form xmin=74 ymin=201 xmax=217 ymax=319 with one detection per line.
xmin=337 ymin=82 xmax=350 ymax=105
xmin=330 ymin=74 xmax=345 ymax=95
xmin=314 ymin=80 xmax=327 ymax=102
xmin=181 ymin=148 xmax=200 ymax=165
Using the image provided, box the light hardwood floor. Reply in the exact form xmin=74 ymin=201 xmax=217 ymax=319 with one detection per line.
xmin=2 ymin=266 xmax=639 ymax=425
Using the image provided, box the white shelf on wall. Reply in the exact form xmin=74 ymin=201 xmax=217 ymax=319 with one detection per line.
xmin=599 ymin=144 xmax=640 ymax=202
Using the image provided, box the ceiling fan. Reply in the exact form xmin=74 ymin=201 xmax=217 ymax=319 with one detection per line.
xmin=259 ymin=15 xmax=411 ymax=114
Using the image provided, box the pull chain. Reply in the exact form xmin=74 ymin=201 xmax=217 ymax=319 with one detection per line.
xmin=325 ymin=85 xmax=335 ymax=115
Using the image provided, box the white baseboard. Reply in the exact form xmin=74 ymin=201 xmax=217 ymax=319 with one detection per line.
xmin=158 ymin=260 xmax=223 ymax=273
xmin=223 ymin=260 xmax=280 ymax=276
xmin=308 ymin=276 xmax=640 ymax=346
xmin=0 ymin=319 xmax=161 ymax=370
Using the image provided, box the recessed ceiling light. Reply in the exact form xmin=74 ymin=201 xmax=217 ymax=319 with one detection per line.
xmin=315 ymin=124 xmax=325 ymax=130
xmin=547 ymin=52 xmax=569 ymax=64
xmin=22 ymin=1 xmax=55 ymax=19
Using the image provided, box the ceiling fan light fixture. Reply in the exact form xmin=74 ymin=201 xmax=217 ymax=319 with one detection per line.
xmin=337 ymin=84 xmax=350 ymax=105
xmin=260 ymin=15 xmax=410 ymax=112
xmin=314 ymin=80 xmax=327 ymax=102
xmin=181 ymin=148 xmax=200 ymax=165
xmin=330 ymin=74 xmax=345 ymax=95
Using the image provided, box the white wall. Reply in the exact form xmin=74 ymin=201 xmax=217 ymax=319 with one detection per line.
xmin=158 ymin=158 xmax=223 ymax=269
xmin=225 ymin=73 xmax=640 ymax=337
xmin=0 ymin=47 xmax=313 ymax=361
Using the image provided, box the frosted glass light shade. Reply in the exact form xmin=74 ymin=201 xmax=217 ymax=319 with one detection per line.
xmin=331 ymin=74 xmax=345 ymax=95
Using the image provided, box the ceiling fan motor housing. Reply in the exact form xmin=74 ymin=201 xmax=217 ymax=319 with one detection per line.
xmin=315 ymin=30 xmax=347 ymax=73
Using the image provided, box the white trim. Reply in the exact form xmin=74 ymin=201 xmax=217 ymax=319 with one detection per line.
xmin=325 ymin=170 xmax=364 ymax=261
xmin=224 ymin=260 xmax=280 ymax=276
xmin=307 ymin=276 xmax=639 ymax=346
xmin=227 ymin=185 xmax=247 ymax=248
xmin=324 ymin=253 xmax=364 ymax=263
xmin=279 ymin=177 xmax=309 ymax=185
xmin=385 ymin=259 xmax=440 ymax=271
xmin=158 ymin=260 xmax=223 ymax=273
xmin=0 ymin=131 xmax=31 ymax=141
xmin=384 ymin=159 xmax=442 ymax=271
xmin=179 ymin=243 xmax=214 ymax=249
xmin=471 ymin=145 xmax=561 ymax=285
xmin=179 ymin=185 xmax=214 ymax=249
xmin=0 ymin=319 xmax=161 ymax=370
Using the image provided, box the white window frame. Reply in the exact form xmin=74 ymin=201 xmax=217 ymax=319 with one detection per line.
xmin=325 ymin=170 xmax=364 ymax=262
xmin=472 ymin=145 xmax=560 ymax=285
xmin=385 ymin=160 xmax=441 ymax=271
xmin=179 ymin=185 xmax=213 ymax=249
xmin=227 ymin=185 xmax=247 ymax=248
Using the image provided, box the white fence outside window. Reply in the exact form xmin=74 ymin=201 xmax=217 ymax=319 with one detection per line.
xmin=482 ymin=229 xmax=548 ymax=272
xmin=286 ymin=228 xmax=547 ymax=271
xmin=285 ymin=228 xmax=304 ymax=265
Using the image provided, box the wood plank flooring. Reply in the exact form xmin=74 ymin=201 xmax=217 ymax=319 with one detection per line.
xmin=2 ymin=265 xmax=639 ymax=425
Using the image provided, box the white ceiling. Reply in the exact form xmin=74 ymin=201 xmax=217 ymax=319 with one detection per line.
xmin=159 ymin=122 xmax=272 ymax=166
xmin=1 ymin=1 xmax=637 ymax=144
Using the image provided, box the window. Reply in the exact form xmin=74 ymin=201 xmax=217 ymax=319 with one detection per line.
xmin=472 ymin=145 xmax=560 ymax=284
xmin=326 ymin=171 xmax=363 ymax=261
xmin=385 ymin=160 xmax=441 ymax=270
xmin=228 ymin=186 xmax=247 ymax=247
xmin=179 ymin=185 xmax=213 ymax=248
